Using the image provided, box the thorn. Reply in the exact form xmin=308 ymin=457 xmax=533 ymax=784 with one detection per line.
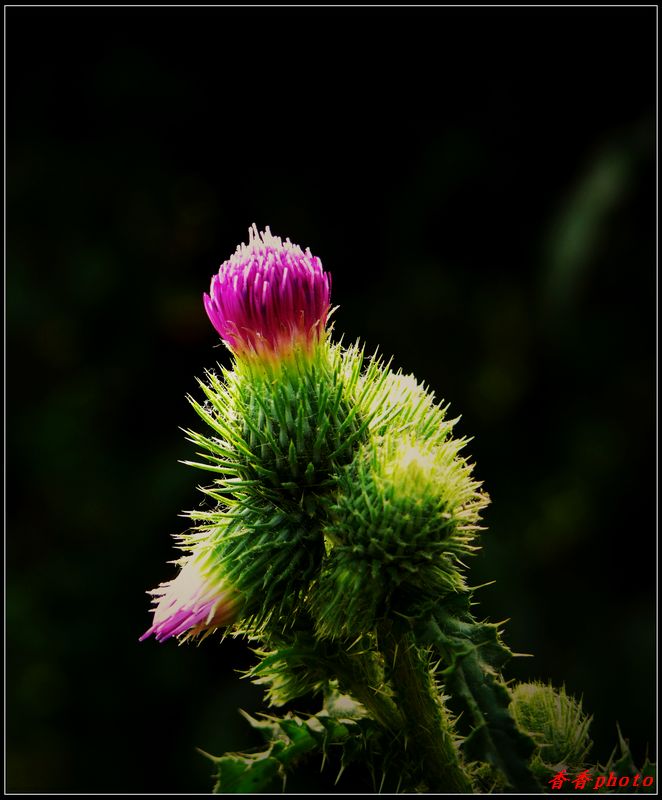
xmin=195 ymin=746 xmax=220 ymax=763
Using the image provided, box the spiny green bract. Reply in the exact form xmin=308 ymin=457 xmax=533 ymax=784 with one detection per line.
xmin=246 ymin=630 xmax=388 ymax=711
xmin=187 ymin=341 xmax=368 ymax=500
xmin=509 ymin=681 xmax=593 ymax=779
xmin=180 ymin=506 xmax=324 ymax=633
xmin=181 ymin=338 xmax=487 ymax=637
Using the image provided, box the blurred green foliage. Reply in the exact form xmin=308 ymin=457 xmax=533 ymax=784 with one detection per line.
xmin=7 ymin=6 xmax=655 ymax=793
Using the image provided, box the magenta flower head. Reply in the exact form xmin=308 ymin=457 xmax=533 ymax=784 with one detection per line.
xmin=140 ymin=555 xmax=238 ymax=643
xmin=203 ymin=224 xmax=331 ymax=360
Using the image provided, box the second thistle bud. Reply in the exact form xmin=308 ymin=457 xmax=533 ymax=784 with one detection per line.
xmin=510 ymin=682 xmax=593 ymax=777
xmin=310 ymin=415 xmax=489 ymax=639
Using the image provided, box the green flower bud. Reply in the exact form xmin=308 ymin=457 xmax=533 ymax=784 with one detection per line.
xmin=311 ymin=421 xmax=489 ymax=639
xmin=187 ymin=341 xmax=368 ymax=504
xmin=510 ymin=682 xmax=593 ymax=776
xmin=210 ymin=504 xmax=325 ymax=632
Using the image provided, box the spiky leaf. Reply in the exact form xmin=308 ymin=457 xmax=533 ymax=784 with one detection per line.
xmin=417 ymin=595 xmax=541 ymax=793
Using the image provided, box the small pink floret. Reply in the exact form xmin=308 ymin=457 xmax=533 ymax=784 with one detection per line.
xmin=140 ymin=558 xmax=237 ymax=643
xmin=139 ymin=597 xmax=234 ymax=643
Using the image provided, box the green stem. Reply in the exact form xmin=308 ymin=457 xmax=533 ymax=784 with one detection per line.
xmin=333 ymin=649 xmax=404 ymax=732
xmin=381 ymin=627 xmax=474 ymax=793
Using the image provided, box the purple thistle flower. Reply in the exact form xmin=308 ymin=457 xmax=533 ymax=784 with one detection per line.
xmin=140 ymin=556 xmax=237 ymax=643
xmin=204 ymin=224 xmax=331 ymax=359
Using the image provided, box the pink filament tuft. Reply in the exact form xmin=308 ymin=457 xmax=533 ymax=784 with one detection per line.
xmin=203 ymin=225 xmax=331 ymax=356
xmin=139 ymin=594 xmax=235 ymax=643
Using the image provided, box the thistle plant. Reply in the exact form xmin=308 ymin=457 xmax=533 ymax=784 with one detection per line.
xmin=142 ymin=226 xmax=653 ymax=793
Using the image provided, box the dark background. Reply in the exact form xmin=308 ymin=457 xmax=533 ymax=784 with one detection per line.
xmin=7 ymin=6 xmax=656 ymax=794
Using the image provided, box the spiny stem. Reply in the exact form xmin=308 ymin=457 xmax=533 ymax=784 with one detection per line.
xmin=333 ymin=649 xmax=404 ymax=732
xmin=381 ymin=627 xmax=474 ymax=793
xmin=344 ymin=678 xmax=404 ymax=733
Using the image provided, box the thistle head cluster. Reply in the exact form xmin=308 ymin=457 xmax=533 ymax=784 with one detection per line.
xmin=142 ymin=227 xmax=488 ymax=644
